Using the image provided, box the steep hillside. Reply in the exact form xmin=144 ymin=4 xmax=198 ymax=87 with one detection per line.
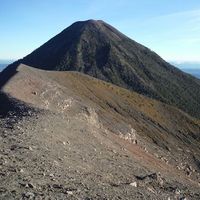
xmin=0 ymin=64 xmax=200 ymax=199
xmin=6 ymin=20 xmax=200 ymax=118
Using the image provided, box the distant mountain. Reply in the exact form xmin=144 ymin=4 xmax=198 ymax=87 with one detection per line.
xmin=0 ymin=64 xmax=8 ymax=72
xmin=5 ymin=20 xmax=200 ymax=118
xmin=174 ymin=62 xmax=200 ymax=69
xmin=182 ymin=68 xmax=200 ymax=79
xmin=172 ymin=62 xmax=200 ymax=79
xmin=0 ymin=60 xmax=15 ymax=71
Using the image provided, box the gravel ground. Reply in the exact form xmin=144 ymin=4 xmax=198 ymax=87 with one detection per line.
xmin=0 ymin=100 xmax=200 ymax=200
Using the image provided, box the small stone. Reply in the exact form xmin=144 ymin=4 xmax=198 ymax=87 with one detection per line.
xmin=52 ymin=184 xmax=63 ymax=189
xmin=147 ymin=187 xmax=156 ymax=194
xmin=175 ymin=188 xmax=181 ymax=195
xmin=58 ymin=157 xmax=63 ymax=161
xmin=67 ymin=191 xmax=73 ymax=195
xmin=32 ymin=91 xmax=37 ymax=95
xmin=130 ymin=182 xmax=137 ymax=187
xmin=23 ymin=192 xmax=35 ymax=198
xmin=20 ymin=168 xmax=24 ymax=173
xmin=49 ymin=173 xmax=54 ymax=177
xmin=144 ymin=147 xmax=148 ymax=152
xmin=53 ymin=160 xmax=59 ymax=165
xmin=29 ymin=146 xmax=33 ymax=151
xmin=28 ymin=183 xmax=36 ymax=189
xmin=3 ymin=159 xmax=8 ymax=165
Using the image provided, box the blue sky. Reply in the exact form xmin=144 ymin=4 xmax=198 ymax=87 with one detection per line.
xmin=0 ymin=0 xmax=200 ymax=64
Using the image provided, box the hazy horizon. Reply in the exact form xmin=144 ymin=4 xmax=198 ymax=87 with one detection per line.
xmin=1 ymin=59 xmax=200 ymax=70
xmin=1 ymin=61 xmax=200 ymax=79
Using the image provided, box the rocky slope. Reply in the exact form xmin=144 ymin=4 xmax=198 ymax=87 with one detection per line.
xmin=0 ymin=64 xmax=200 ymax=199
xmin=6 ymin=20 xmax=200 ymax=118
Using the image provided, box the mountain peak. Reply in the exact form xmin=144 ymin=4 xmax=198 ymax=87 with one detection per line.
xmin=73 ymin=19 xmax=106 ymax=26
xmin=69 ymin=19 xmax=107 ymax=30
xmin=80 ymin=19 xmax=105 ymax=24
xmin=69 ymin=19 xmax=121 ymax=38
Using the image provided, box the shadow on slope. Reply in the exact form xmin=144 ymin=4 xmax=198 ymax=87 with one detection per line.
xmin=0 ymin=63 xmax=19 ymax=90
xmin=0 ymin=63 xmax=35 ymax=118
xmin=0 ymin=92 xmax=35 ymax=119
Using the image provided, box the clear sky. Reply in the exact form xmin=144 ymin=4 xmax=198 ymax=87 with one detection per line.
xmin=0 ymin=0 xmax=200 ymax=64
